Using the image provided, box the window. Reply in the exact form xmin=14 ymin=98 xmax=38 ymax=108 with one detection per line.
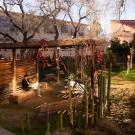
xmin=61 ymin=24 xmax=69 ymax=33
xmin=44 ymin=24 xmax=55 ymax=33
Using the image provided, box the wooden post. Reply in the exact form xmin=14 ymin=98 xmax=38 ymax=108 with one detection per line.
xmin=130 ymin=48 xmax=134 ymax=69
xmin=56 ymin=47 xmax=60 ymax=82
xmin=127 ymin=55 xmax=130 ymax=74
xmin=81 ymin=47 xmax=83 ymax=80
xmin=12 ymin=49 xmax=16 ymax=94
xmin=36 ymin=58 xmax=39 ymax=82
xmin=75 ymin=46 xmax=78 ymax=74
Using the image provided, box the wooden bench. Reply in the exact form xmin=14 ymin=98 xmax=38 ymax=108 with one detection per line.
xmin=9 ymin=90 xmax=36 ymax=104
xmin=9 ymin=82 xmax=48 ymax=104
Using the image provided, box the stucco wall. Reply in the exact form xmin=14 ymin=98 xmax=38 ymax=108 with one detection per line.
xmin=111 ymin=20 xmax=135 ymax=43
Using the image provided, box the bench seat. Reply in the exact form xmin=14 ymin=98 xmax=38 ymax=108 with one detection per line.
xmin=9 ymin=90 xmax=36 ymax=104
xmin=9 ymin=82 xmax=48 ymax=104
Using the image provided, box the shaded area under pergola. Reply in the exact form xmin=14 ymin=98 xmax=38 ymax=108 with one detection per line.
xmin=0 ymin=37 xmax=106 ymax=101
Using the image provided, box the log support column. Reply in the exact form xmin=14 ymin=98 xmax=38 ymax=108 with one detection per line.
xmin=12 ymin=49 xmax=17 ymax=94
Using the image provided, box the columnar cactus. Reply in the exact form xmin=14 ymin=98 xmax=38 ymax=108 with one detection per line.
xmin=69 ymin=86 xmax=74 ymax=127
xmin=84 ymin=82 xmax=88 ymax=129
xmin=98 ymin=73 xmax=103 ymax=119
xmin=107 ymin=62 xmax=112 ymax=111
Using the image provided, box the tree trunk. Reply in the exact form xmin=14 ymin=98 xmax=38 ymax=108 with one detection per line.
xmin=54 ymin=25 xmax=59 ymax=40
xmin=73 ymin=30 xmax=77 ymax=38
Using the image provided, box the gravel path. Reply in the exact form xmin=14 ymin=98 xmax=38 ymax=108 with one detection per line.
xmin=107 ymin=76 xmax=135 ymax=134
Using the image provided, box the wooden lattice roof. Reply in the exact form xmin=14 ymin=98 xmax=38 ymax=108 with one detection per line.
xmin=0 ymin=37 xmax=106 ymax=49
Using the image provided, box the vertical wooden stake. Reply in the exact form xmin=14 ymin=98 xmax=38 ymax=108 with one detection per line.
xmin=12 ymin=49 xmax=16 ymax=94
xmin=56 ymin=47 xmax=60 ymax=82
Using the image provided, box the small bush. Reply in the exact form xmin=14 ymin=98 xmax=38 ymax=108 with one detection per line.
xmin=81 ymin=129 xmax=107 ymax=135
xmin=51 ymin=129 xmax=71 ymax=135
xmin=97 ymin=119 xmax=123 ymax=135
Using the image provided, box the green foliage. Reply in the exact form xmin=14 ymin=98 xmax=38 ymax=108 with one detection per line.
xmin=113 ymin=69 xmax=135 ymax=81
xmin=63 ymin=57 xmax=75 ymax=73
xmin=115 ymin=69 xmax=135 ymax=81
xmin=111 ymin=39 xmax=130 ymax=55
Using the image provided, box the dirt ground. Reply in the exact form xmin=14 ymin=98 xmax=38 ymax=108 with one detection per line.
xmin=0 ymin=76 xmax=135 ymax=134
xmin=107 ymin=76 xmax=135 ymax=134
xmin=0 ymin=82 xmax=66 ymax=128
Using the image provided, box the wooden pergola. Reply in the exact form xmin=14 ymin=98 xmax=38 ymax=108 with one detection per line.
xmin=0 ymin=37 xmax=106 ymax=96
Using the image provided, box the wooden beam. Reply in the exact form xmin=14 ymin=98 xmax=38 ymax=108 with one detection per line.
xmin=0 ymin=38 xmax=105 ymax=49
xmin=36 ymin=56 xmax=39 ymax=82
xmin=12 ymin=49 xmax=16 ymax=94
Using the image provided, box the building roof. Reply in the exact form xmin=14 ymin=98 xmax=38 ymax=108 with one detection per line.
xmin=120 ymin=20 xmax=135 ymax=27
xmin=0 ymin=10 xmax=89 ymax=27
xmin=112 ymin=20 xmax=135 ymax=28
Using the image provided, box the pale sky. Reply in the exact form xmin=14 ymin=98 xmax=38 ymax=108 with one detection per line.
xmin=99 ymin=0 xmax=135 ymax=37
xmin=0 ymin=0 xmax=135 ymax=38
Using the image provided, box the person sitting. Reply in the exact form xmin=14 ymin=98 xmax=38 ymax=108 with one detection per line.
xmin=22 ymin=74 xmax=31 ymax=91
xmin=30 ymin=79 xmax=42 ymax=97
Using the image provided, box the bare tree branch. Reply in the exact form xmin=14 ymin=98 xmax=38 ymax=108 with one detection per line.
xmin=0 ymin=31 xmax=17 ymax=43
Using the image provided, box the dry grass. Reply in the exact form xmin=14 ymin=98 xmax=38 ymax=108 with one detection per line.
xmin=46 ymin=129 xmax=71 ymax=135
xmin=80 ymin=129 xmax=107 ymax=135
xmin=46 ymin=118 xmax=124 ymax=135
xmin=97 ymin=119 xmax=123 ymax=135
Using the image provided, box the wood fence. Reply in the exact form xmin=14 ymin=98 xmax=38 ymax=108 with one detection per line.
xmin=0 ymin=60 xmax=36 ymax=101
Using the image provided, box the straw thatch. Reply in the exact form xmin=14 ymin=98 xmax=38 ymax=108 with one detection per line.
xmin=0 ymin=37 xmax=106 ymax=49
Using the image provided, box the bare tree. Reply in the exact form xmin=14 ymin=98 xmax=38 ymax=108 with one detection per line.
xmin=39 ymin=0 xmax=65 ymax=40
xmin=0 ymin=0 xmax=59 ymax=43
xmin=89 ymin=20 xmax=102 ymax=39
xmin=64 ymin=0 xmax=96 ymax=38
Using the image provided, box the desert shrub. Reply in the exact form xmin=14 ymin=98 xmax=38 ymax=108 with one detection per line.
xmin=80 ymin=129 xmax=107 ymax=135
xmin=97 ymin=119 xmax=123 ymax=135
xmin=51 ymin=129 xmax=71 ymax=135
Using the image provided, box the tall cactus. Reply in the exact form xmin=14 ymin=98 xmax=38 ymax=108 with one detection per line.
xmin=21 ymin=116 xmax=25 ymax=133
xmin=46 ymin=104 xmax=50 ymax=135
xmin=66 ymin=74 xmax=74 ymax=127
xmin=91 ymin=90 xmax=95 ymax=126
xmin=60 ymin=110 xmax=66 ymax=129
xmin=69 ymin=86 xmax=74 ymax=127
xmin=98 ymin=73 xmax=103 ymax=119
xmin=26 ymin=112 xmax=31 ymax=133
xmin=102 ymin=75 xmax=106 ymax=116
xmin=107 ymin=62 xmax=112 ymax=111
xmin=84 ymin=82 xmax=88 ymax=129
